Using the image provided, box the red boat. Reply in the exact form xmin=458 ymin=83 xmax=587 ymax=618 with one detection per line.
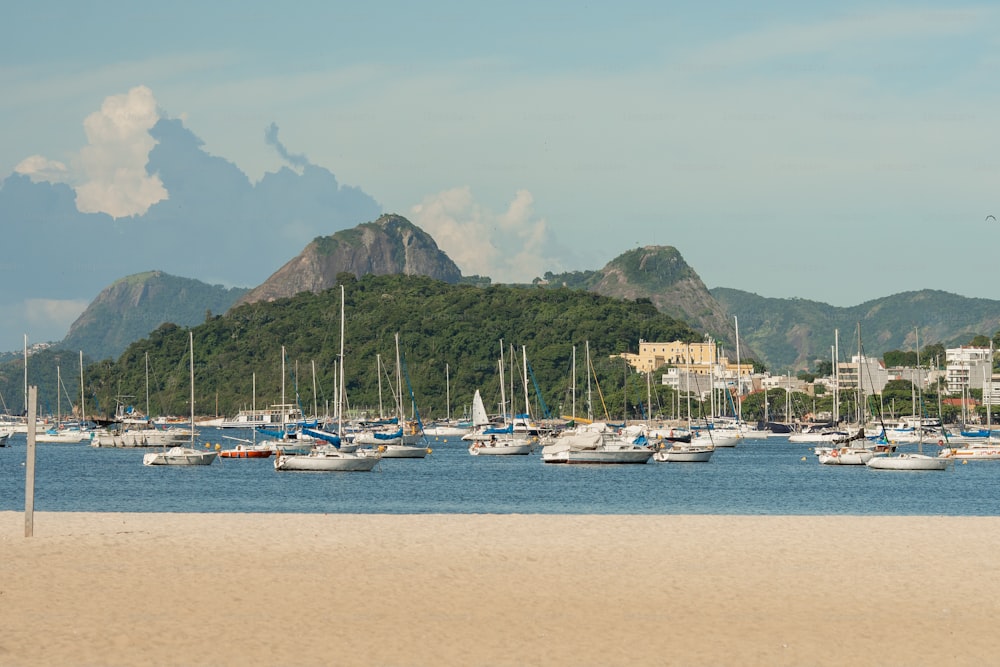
xmin=218 ymin=444 xmax=272 ymax=459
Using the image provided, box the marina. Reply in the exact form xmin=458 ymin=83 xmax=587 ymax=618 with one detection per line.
xmin=2 ymin=429 xmax=996 ymax=516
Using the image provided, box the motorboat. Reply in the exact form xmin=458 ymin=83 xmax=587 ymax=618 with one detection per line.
xmin=652 ymin=443 xmax=714 ymax=463
xmin=866 ymin=453 xmax=952 ymax=471
xmin=541 ymin=426 xmax=652 ymax=464
xmin=273 ymin=446 xmax=380 ymax=472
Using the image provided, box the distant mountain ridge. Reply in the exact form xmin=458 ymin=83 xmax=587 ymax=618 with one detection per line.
xmin=234 ymin=214 xmax=462 ymax=306
xmin=57 ymin=272 xmax=249 ymax=361
xmin=710 ymin=287 xmax=1000 ymax=370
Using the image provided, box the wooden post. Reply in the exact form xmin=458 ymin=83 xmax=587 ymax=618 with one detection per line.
xmin=24 ymin=385 xmax=37 ymax=538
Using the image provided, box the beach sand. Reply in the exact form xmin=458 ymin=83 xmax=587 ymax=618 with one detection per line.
xmin=2 ymin=512 xmax=998 ymax=666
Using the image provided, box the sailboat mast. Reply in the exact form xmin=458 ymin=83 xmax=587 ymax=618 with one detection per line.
xmin=734 ymin=316 xmax=742 ymax=424
xmin=499 ymin=340 xmax=506 ymax=421
xmin=189 ymin=331 xmax=195 ymax=447
xmin=312 ymin=360 xmax=318 ymax=420
xmin=586 ymin=341 xmax=592 ymax=422
xmin=394 ymin=332 xmax=403 ymax=421
xmin=522 ymin=345 xmax=530 ymax=419
xmin=144 ymin=352 xmax=150 ymax=418
xmin=338 ymin=284 xmax=345 ymax=436
xmin=376 ymin=354 xmax=384 ymax=418
xmin=571 ymin=345 xmax=576 ymax=420
xmin=445 ymin=362 xmax=451 ymax=421
xmin=281 ymin=345 xmax=286 ymax=431
xmin=79 ymin=351 xmax=85 ymax=427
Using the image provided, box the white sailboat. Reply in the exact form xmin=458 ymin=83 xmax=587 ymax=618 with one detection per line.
xmin=468 ymin=386 xmax=533 ymax=456
xmin=142 ymin=332 xmax=217 ymax=466
xmin=274 ymin=285 xmax=381 ymax=472
xmin=378 ymin=332 xmax=431 ymax=458
xmin=36 ymin=366 xmax=89 ymax=443
xmin=867 ymin=337 xmax=952 ymax=471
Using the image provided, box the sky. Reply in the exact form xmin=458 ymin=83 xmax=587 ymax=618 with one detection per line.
xmin=2 ymin=1 xmax=1000 ymax=351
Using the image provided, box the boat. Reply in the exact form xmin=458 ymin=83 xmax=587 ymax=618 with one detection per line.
xmin=273 ymin=286 xmax=381 ymax=472
xmin=815 ymin=429 xmax=876 ymax=465
xmin=424 ymin=362 xmax=473 ymax=437
xmin=377 ymin=333 xmax=431 ymax=459
xmin=36 ymin=366 xmax=90 ymax=443
xmin=652 ymin=442 xmax=714 ymax=462
xmin=467 ymin=389 xmax=533 ymax=456
xmin=274 ymin=446 xmax=380 ymax=471
xmin=937 ymin=442 xmax=1000 ymax=461
xmin=542 ymin=423 xmax=652 ymax=464
xmin=866 ymin=451 xmax=952 ymax=471
xmin=0 ymin=430 xmax=10 ymax=447
xmin=212 ymin=404 xmax=307 ymax=429
xmin=218 ymin=441 xmax=273 ymax=458
xmin=142 ymin=332 xmax=217 ymax=467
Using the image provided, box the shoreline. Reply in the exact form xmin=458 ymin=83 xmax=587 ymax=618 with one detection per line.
xmin=3 ymin=512 xmax=999 ymax=666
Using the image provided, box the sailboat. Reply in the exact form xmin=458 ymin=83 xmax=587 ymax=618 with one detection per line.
xmin=36 ymin=365 xmax=89 ymax=443
xmin=468 ymin=383 xmax=533 ymax=456
xmin=867 ymin=334 xmax=952 ymax=471
xmin=377 ymin=332 xmax=431 ymax=458
xmin=424 ymin=363 xmax=472 ymax=437
xmin=817 ymin=324 xmax=876 ymax=466
xmin=652 ymin=369 xmax=713 ymax=462
xmin=274 ymin=285 xmax=381 ymax=472
xmin=542 ymin=343 xmax=652 ymax=464
xmin=142 ymin=332 xmax=218 ymax=466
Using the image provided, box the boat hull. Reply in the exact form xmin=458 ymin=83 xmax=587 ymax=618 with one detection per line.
xmin=142 ymin=447 xmax=218 ymax=466
xmin=273 ymin=452 xmax=379 ymax=472
xmin=866 ymin=454 xmax=952 ymax=471
xmin=379 ymin=444 xmax=429 ymax=458
xmin=469 ymin=442 xmax=533 ymax=455
xmin=542 ymin=449 xmax=652 ymax=464
xmin=653 ymin=447 xmax=714 ymax=463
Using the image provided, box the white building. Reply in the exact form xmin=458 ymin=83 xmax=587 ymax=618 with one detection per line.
xmin=945 ymin=346 xmax=993 ymax=395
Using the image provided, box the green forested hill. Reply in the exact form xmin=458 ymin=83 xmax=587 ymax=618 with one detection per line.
xmin=711 ymin=287 xmax=1000 ymax=371
xmin=9 ymin=274 xmax=702 ymax=421
xmin=56 ymin=271 xmax=249 ymax=361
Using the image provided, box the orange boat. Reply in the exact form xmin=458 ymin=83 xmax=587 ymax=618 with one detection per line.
xmin=218 ymin=444 xmax=272 ymax=459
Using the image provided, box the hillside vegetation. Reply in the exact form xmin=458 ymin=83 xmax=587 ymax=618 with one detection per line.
xmin=12 ymin=274 xmax=702 ymax=421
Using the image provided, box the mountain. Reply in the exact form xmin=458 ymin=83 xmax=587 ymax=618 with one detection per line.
xmin=233 ymin=214 xmax=462 ymax=306
xmin=57 ymin=271 xmax=249 ymax=361
xmin=541 ymin=246 xmax=739 ymax=350
xmin=710 ymin=287 xmax=1000 ymax=371
xmin=76 ymin=273 xmax=702 ymax=420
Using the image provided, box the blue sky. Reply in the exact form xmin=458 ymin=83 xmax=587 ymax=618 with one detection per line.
xmin=2 ymin=1 xmax=1000 ymax=349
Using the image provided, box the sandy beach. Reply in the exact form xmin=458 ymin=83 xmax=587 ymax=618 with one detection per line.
xmin=2 ymin=512 xmax=999 ymax=666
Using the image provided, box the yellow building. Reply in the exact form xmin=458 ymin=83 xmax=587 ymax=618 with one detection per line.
xmin=617 ymin=339 xmax=752 ymax=378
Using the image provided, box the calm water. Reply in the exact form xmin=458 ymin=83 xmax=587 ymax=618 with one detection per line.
xmin=2 ymin=429 xmax=999 ymax=515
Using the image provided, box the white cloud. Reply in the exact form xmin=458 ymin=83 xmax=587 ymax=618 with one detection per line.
xmin=14 ymin=155 xmax=72 ymax=184
xmin=409 ymin=187 xmax=561 ymax=283
xmin=73 ymin=86 xmax=167 ymax=218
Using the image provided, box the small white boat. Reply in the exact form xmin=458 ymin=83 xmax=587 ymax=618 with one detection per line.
xmin=816 ymin=446 xmax=875 ymax=465
xmin=541 ymin=427 xmax=652 ymax=465
xmin=469 ymin=437 xmax=534 ymax=456
xmin=143 ymin=446 xmax=218 ymax=466
xmin=273 ymin=447 xmax=380 ymax=472
xmin=938 ymin=443 xmax=1000 ymax=461
xmin=866 ymin=453 xmax=952 ymax=471
xmin=142 ymin=332 xmax=217 ymax=467
xmin=652 ymin=443 xmax=714 ymax=463
xmin=379 ymin=443 xmax=431 ymax=458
